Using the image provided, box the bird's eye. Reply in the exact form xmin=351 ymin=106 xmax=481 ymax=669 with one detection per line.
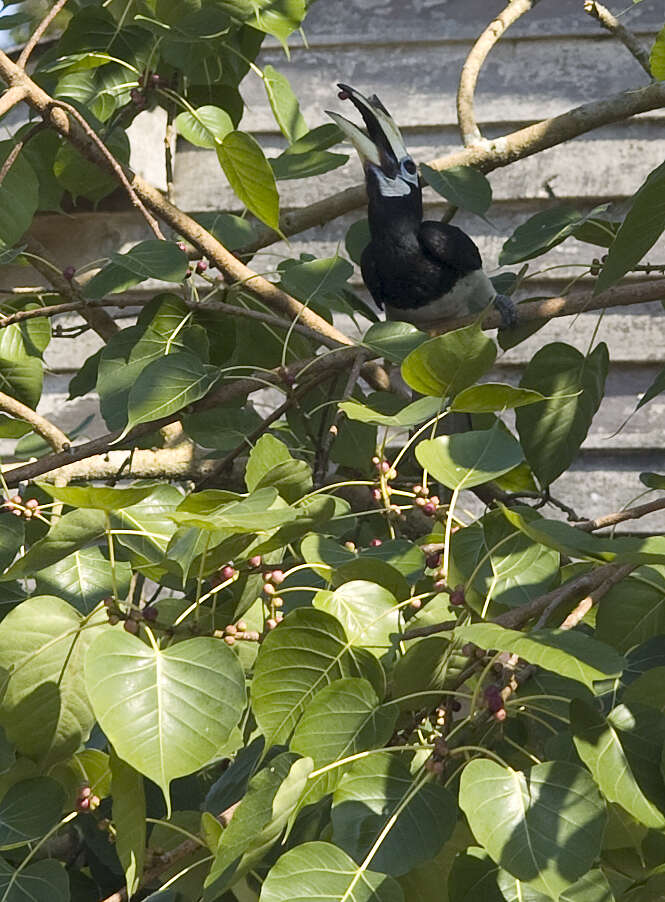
xmin=403 ymin=159 xmax=417 ymax=175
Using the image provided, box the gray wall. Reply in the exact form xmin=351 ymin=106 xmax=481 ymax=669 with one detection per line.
xmin=6 ymin=0 xmax=665 ymax=528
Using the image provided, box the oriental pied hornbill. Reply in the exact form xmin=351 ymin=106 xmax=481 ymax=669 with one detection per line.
xmin=327 ymin=84 xmax=516 ymax=329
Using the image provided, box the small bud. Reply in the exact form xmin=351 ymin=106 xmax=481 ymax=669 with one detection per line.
xmin=22 ymin=509 xmax=33 ymax=519
xmin=236 ymin=620 xmax=247 ymax=632
xmin=409 ymin=598 xmax=422 ymax=610
xmin=224 ymin=624 xmax=238 ymax=636
xmin=415 ymin=496 xmax=427 ymax=507
xmin=413 ymin=484 xmax=424 ymax=496
xmin=369 ymin=538 xmax=382 ymax=547
xmin=196 ymin=259 xmax=208 ymax=274
xmin=449 ymin=586 xmax=465 ymax=607
xmin=271 ymin=569 xmax=285 ymax=585
xmin=387 ymin=468 xmax=397 ymax=480
xmin=124 ymin=619 xmax=139 ymax=635
xmin=380 ymin=460 xmax=390 ymax=474
xmin=103 ymin=597 xmax=114 ymax=608
xmin=266 ymin=618 xmax=277 ymax=630
xmin=263 ymin=571 xmax=274 ymax=583
xmin=177 ymin=241 xmax=187 ymax=253
xmin=224 ymin=635 xmax=236 ymax=646
xmin=77 ymin=797 xmax=90 ymax=812
xmin=429 ymin=495 xmax=440 ymax=507
xmin=371 ymin=488 xmax=382 ymax=502
xmin=272 ymin=596 xmax=284 ymax=608
xmin=220 ymin=565 xmax=236 ymax=581
xmin=344 ymin=541 xmax=356 ymax=552
xmin=25 ymin=498 xmax=39 ymax=510
xmin=89 ymin=795 xmax=101 ymax=811
xmin=79 ymin=786 xmax=92 ymax=799
xmin=263 ymin=582 xmax=276 ymax=596
xmin=62 ymin=265 xmax=76 ymax=281
xmin=249 ymin=555 xmax=262 ymax=568
xmin=371 ymin=456 xmax=380 ymax=466
xmin=433 ymin=579 xmax=447 ymax=592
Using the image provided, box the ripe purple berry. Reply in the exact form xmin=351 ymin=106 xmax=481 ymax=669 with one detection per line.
xmin=425 ymin=552 xmax=441 ymax=569
xmin=62 ymin=266 xmax=75 ymax=280
xmin=449 ymin=586 xmax=465 ymax=606
xmin=422 ymin=501 xmax=437 ymax=516
xmin=142 ymin=606 xmax=157 ymax=622
xmin=196 ymin=259 xmax=208 ymax=274
xmin=124 ymin=619 xmax=139 ymax=635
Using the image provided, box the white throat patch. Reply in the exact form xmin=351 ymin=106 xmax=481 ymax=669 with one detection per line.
xmin=376 ymin=172 xmax=412 ymax=197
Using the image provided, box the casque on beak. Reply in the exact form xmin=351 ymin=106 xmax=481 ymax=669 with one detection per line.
xmin=325 ymin=83 xmax=409 ymax=179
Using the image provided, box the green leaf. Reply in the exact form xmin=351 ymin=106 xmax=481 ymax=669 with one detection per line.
xmin=451 ymin=383 xmax=546 ymax=413
xmin=651 ymin=24 xmax=665 ymax=79
xmin=516 ymin=342 xmax=608 ymax=487
xmin=331 ymin=752 xmax=457 ymax=877
xmin=421 ymin=164 xmax=492 ymax=216
xmin=416 ymin=424 xmax=523 ymax=490
xmin=459 ymin=760 xmax=606 ymax=898
xmin=110 ymin=750 xmax=146 ymax=899
xmin=192 ymin=212 xmax=256 ymax=252
xmin=0 ymin=142 xmax=38 ymax=246
xmin=263 ymin=64 xmax=307 ymax=142
xmin=251 ymin=607 xmax=384 ymax=745
xmin=340 ymin=395 xmax=443 ymax=428
xmin=53 ymin=127 xmax=130 ymax=203
xmin=560 ymin=870 xmax=616 ymax=902
xmin=623 ymin=666 xmax=665 ymax=711
xmin=271 ymin=149 xmax=348 ymax=180
xmin=171 ymin=487 xmax=297 ymax=534
xmin=596 ymin=159 xmax=665 ymax=294
xmin=0 ymin=516 xmax=24 ymax=572
xmin=0 ymin=859 xmax=69 ymax=902
xmin=499 ymin=206 xmax=605 ymax=265
xmin=36 ymin=483 xmax=158 ymax=512
xmin=448 ymin=507 xmax=559 ymax=610
xmin=314 ymin=580 xmax=399 ymax=657
xmin=0 ymin=777 xmax=65 ymax=849
xmin=455 ymin=622 xmax=624 ymax=690
xmin=216 ymin=130 xmax=279 ymax=229
xmin=595 ymin=565 xmax=665 ymax=653
xmin=123 ymin=351 xmax=219 ymax=435
xmin=245 ymin=434 xmax=312 ymax=502
xmin=34 ymin=546 xmax=132 ymax=615
xmin=401 ymin=324 xmax=496 ymax=397
xmin=2 ymin=508 xmax=107 ymax=581
xmin=85 ymin=631 xmax=246 ymax=813
xmin=203 ymin=752 xmax=312 ymax=897
xmin=362 ymin=320 xmax=427 ymax=363
xmin=571 ymin=698 xmax=665 ymax=828
xmin=175 ymin=105 xmax=234 ymax=148
xmin=260 ymin=841 xmax=404 ymax=902
xmin=0 ymin=302 xmax=45 ymax=409
xmin=0 ymin=596 xmax=102 ymax=765
xmin=85 ymin=241 xmax=188 ymax=299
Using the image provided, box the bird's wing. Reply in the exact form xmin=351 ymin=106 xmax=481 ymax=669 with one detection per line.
xmin=360 ymin=246 xmax=384 ymax=310
xmin=418 ymin=221 xmax=483 ymax=272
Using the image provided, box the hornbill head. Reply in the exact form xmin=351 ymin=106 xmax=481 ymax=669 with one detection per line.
xmin=326 ymin=83 xmax=419 ymax=201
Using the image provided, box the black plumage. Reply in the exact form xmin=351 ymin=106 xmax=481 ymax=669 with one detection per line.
xmin=327 ymin=84 xmax=515 ymax=329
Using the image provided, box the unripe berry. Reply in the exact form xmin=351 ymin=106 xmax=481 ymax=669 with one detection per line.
xmin=224 ymin=635 xmax=235 ymax=646
xmin=108 ymin=614 xmax=119 ymax=625
xmin=494 ymin=707 xmax=507 ymax=722
xmin=369 ymin=538 xmax=382 ymax=547
xmin=271 ymin=569 xmax=285 ymax=585
xmin=220 ymin=565 xmax=236 ymax=581
xmin=79 ymin=786 xmax=91 ymax=799
xmin=344 ymin=541 xmax=356 ymax=552
xmin=266 ymin=618 xmax=277 ymax=630
xmin=410 ymin=598 xmax=422 ymax=610
xmin=272 ymin=596 xmax=284 ymax=608
xmin=25 ymin=498 xmax=39 ymax=510
xmin=77 ymin=796 xmax=90 ymax=812
xmin=371 ymin=488 xmax=382 ymax=502
xmin=249 ymin=555 xmax=262 ymax=568
xmin=380 ymin=460 xmax=390 ymax=474
xmin=433 ymin=579 xmax=447 ymax=592
xmin=263 ymin=582 xmax=275 ymax=596
xmin=371 ymin=456 xmax=380 ymax=466
xmin=224 ymin=624 xmax=237 ymax=636
xmin=422 ymin=502 xmax=437 ymax=516
xmin=236 ymin=620 xmax=247 ymax=632
xmin=177 ymin=242 xmax=187 ymax=253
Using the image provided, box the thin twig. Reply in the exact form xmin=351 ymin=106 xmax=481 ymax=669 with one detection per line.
xmin=555 ymin=562 xmax=636 ymax=630
xmin=456 ymin=0 xmax=541 ymax=146
xmin=577 ymin=497 xmax=665 ymax=532
xmin=18 ymin=0 xmax=71 ymax=68
xmin=0 ymin=85 xmax=28 ymax=119
xmin=401 ymin=619 xmax=458 ymax=641
xmin=0 ymin=390 xmax=69 ymax=452
xmin=314 ymin=350 xmax=368 ymax=485
xmin=0 ymin=122 xmax=44 ymax=188
xmin=583 ymin=1 xmax=653 ymax=77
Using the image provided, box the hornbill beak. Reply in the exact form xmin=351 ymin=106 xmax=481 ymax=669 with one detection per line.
xmin=325 ymin=83 xmax=410 ymax=180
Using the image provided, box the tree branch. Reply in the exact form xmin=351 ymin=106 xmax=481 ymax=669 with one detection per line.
xmin=17 ymin=0 xmax=70 ymax=68
xmin=0 ymin=122 xmax=43 ymax=188
xmin=555 ymin=562 xmax=635 ymax=630
xmin=0 ymin=391 xmax=69 ymax=452
xmin=0 ymin=85 xmax=27 ymax=119
xmin=314 ymin=350 xmax=368 ymax=485
xmin=239 ymin=80 xmax=665 ymax=254
xmin=457 ymin=0 xmax=541 ymax=146
xmin=577 ymin=496 xmax=665 ymax=532
xmin=583 ymin=0 xmax=653 ymax=77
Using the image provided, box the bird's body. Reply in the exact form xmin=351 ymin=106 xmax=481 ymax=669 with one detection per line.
xmin=327 ymin=84 xmax=515 ymax=329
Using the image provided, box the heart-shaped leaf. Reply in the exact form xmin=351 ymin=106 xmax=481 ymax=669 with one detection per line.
xmin=459 ymin=760 xmax=606 ymax=898
xmin=0 ymin=858 xmax=69 ymax=902
xmin=0 ymin=777 xmax=65 ymax=848
xmin=421 ymin=164 xmax=492 ymax=216
xmin=175 ymin=105 xmax=233 ymax=148
xmin=402 ymin=324 xmax=496 ymax=397
xmin=217 ymin=130 xmax=279 ymax=229
xmin=416 ymin=425 xmax=523 ymax=490
xmin=85 ymin=631 xmax=246 ymax=812
xmin=314 ymin=580 xmax=400 ymax=657
xmin=85 ymin=241 xmax=188 ymax=299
